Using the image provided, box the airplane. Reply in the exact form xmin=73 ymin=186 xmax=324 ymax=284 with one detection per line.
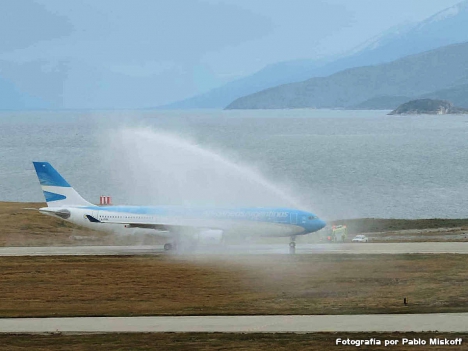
xmin=33 ymin=161 xmax=326 ymax=253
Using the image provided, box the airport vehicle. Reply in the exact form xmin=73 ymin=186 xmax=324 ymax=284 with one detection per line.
xmin=33 ymin=162 xmax=326 ymax=252
xmin=323 ymin=224 xmax=347 ymax=242
xmin=352 ymin=235 xmax=369 ymax=243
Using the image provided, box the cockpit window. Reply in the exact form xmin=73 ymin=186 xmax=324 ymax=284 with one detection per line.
xmin=308 ymin=216 xmax=317 ymax=220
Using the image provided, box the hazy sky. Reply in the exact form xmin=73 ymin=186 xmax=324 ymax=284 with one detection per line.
xmin=0 ymin=0 xmax=464 ymax=105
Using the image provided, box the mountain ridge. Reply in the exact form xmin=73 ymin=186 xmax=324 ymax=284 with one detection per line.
xmin=225 ymin=42 xmax=468 ymax=110
xmin=165 ymin=0 xmax=468 ymax=110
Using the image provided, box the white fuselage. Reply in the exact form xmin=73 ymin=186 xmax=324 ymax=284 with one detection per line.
xmin=40 ymin=206 xmax=320 ymax=239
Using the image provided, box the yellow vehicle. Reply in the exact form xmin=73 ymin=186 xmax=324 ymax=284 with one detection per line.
xmin=326 ymin=225 xmax=347 ymax=242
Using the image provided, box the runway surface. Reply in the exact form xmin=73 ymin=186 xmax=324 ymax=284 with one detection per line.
xmin=1 ymin=242 xmax=468 ymax=256
xmin=1 ymin=313 xmax=468 ymax=333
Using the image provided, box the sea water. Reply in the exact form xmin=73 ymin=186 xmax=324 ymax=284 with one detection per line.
xmin=1 ymin=109 xmax=467 ymax=220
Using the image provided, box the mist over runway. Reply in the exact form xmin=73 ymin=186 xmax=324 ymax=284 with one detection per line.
xmin=1 ymin=243 xmax=468 ymax=256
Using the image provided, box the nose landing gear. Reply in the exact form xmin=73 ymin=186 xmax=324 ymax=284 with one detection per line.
xmin=289 ymin=236 xmax=296 ymax=254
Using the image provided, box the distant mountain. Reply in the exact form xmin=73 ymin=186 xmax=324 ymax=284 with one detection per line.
xmin=0 ymin=59 xmax=187 ymax=110
xmin=350 ymin=96 xmax=412 ymax=110
xmin=421 ymin=83 xmax=468 ymax=108
xmin=345 ymin=84 xmax=468 ymax=110
xmin=167 ymin=0 xmax=468 ymax=109
xmin=331 ymin=0 xmax=468 ymax=71
xmin=389 ymin=99 xmax=468 ymax=115
xmin=226 ymin=42 xmax=468 ymax=109
xmin=3 ymin=1 xmax=468 ymax=110
xmin=0 ymin=74 xmax=50 ymax=110
xmin=159 ymin=59 xmax=325 ymax=109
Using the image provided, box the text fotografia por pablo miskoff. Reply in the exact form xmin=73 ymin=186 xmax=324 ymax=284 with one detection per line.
xmin=335 ymin=337 xmax=463 ymax=347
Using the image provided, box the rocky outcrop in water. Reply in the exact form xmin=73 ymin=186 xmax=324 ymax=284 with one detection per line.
xmin=388 ymin=99 xmax=468 ymax=115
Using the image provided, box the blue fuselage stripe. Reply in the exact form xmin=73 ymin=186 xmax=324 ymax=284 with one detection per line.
xmin=80 ymin=206 xmax=325 ymax=234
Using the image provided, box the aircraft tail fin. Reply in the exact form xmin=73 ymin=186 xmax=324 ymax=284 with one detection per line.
xmin=33 ymin=162 xmax=92 ymax=207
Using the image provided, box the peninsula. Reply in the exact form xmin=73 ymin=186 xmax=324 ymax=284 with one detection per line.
xmin=388 ymin=99 xmax=468 ymax=115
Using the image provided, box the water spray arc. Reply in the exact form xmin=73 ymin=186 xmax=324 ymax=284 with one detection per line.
xmin=102 ymin=128 xmax=304 ymax=209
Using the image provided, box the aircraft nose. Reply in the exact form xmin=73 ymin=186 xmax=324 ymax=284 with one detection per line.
xmin=316 ymin=218 xmax=326 ymax=230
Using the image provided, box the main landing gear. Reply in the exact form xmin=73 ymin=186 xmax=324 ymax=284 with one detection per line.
xmin=163 ymin=240 xmax=197 ymax=253
xmin=289 ymin=236 xmax=296 ymax=255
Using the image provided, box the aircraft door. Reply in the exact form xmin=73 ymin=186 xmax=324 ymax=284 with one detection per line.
xmin=92 ymin=210 xmax=99 ymax=220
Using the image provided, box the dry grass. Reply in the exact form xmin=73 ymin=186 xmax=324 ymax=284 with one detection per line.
xmin=0 ymin=333 xmax=466 ymax=351
xmin=0 ymin=254 xmax=467 ymax=317
xmin=0 ymin=202 xmax=100 ymax=246
xmin=333 ymin=218 xmax=468 ymax=234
